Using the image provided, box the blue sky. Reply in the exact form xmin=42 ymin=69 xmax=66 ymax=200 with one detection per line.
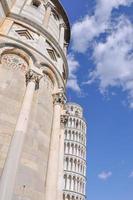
xmin=61 ymin=0 xmax=133 ymax=200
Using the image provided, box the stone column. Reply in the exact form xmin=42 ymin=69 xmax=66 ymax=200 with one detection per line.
xmin=66 ymin=175 xmax=68 ymax=190
xmin=71 ymin=159 xmax=73 ymax=172
xmin=66 ymin=142 xmax=68 ymax=154
xmin=57 ymin=111 xmax=69 ymax=200
xmin=43 ymin=2 xmax=52 ymax=28
xmin=75 ymin=178 xmax=77 ymax=192
xmin=0 ymin=70 xmax=42 ymax=200
xmin=45 ymin=90 xmax=66 ymax=200
xmin=68 ymin=118 xmax=70 ymax=127
xmin=83 ymin=182 xmax=86 ymax=195
xmin=71 ymin=176 xmax=74 ymax=191
xmin=64 ymin=43 xmax=68 ymax=56
xmin=64 ymin=158 xmax=67 ymax=170
xmin=68 ymin=157 xmax=71 ymax=171
xmin=59 ymin=23 xmax=66 ymax=49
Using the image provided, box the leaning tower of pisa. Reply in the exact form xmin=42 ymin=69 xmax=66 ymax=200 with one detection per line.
xmin=0 ymin=1 xmax=70 ymax=200
xmin=63 ymin=103 xmax=87 ymax=200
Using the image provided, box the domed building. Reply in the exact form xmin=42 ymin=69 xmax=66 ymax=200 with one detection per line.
xmin=0 ymin=1 xmax=87 ymax=200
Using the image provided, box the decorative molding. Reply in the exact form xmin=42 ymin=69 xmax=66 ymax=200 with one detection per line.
xmin=15 ymin=29 xmax=34 ymax=40
xmin=64 ymin=170 xmax=86 ymax=179
xmin=60 ymin=23 xmax=67 ymax=30
xmin=1 ymin=53 xmax=28 ymax=74
xmin=25 ymin=69 xmax=42 ymax=88
xmin=47 ymin=48 xmax=57 ymax=62
xmin=64 ymin=139 xmax=86 ymax=149
xmin=32 ymin=0 xmax=41 ymax=7
xmin=63 ymin=191 xmax=86 ymax=199
xmin=53 ymin=89 xmax=67 ymax=105
xmin=44 ymin=2 xmax=55 ymax=10
xmin=61 ymin=110 xmax=69 ymax=128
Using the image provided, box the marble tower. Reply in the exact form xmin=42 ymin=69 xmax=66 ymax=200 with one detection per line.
xmin=63 ymin=103 xmax=87 ymax=200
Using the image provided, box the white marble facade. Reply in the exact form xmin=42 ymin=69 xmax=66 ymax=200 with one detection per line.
xmin=63 ymin=103 xmax=87 ymax=200
xmin=0 ymin=0 xmax=71 ymax=200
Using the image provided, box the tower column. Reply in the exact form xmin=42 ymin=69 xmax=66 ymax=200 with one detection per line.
xmin=43 ymin=2 xmax=52 ymax=28
xmin=45 ymin=90 xmax=66 ymax=200
xmin=0 ymin=70 xmax=42 ymax=200
xmin=57 ymin=111 xmax=69 ymax=200
xmin=71 ymin=176 xmax=74 ymax=191
xmin=59 ymin=23 xmax=66 ymax=49
xmin=64 ymin=43 xmax=68 ymax=56
xmin=63 ymin=104 xmax=87 ymax=200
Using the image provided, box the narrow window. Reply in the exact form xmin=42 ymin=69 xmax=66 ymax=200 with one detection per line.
xmin=52 ymin=10 xmax=59 ymax=21
xmin=15 ymin=29 xmax=34 ymax=40
xmin=47 ymin=49 xmax=57 ymax=62
xmin=32 ymin=0 xmax=41 ymax=8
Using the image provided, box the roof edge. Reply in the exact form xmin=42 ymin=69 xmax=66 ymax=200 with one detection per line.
xmin=52 ymin=0 xmax=71 ymax=44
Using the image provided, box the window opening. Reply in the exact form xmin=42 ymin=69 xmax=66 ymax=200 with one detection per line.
xmin=47 ymin=49 xmax=57 ymax=62
xmin=32 ymin=0 xmax=41 ymax=7
xmin=15 ymin=29 xmax=34 ymax=40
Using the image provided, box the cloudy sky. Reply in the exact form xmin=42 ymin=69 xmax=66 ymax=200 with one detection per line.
xmin=61 ymin=0 xmax=133 ymax=200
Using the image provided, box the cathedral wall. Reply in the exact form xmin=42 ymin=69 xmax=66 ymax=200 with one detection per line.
xmin=0 ymin=0 xmax=70 ymax=199
xmin=0 ymin=51 xmax=27 ymax=176
xmin=0 ymin=46 xmax=55 ymax=200
xmin=13 ymin=75 xmax=54 ymax=200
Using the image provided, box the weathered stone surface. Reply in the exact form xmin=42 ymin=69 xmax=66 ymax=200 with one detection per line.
xmin=0 ymin=0 xmax=70 ymax=200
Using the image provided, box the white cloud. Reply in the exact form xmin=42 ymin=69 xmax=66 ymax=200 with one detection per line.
xmin=70 ymin=0 xmax=133 ymax=107
xmin=129 ymin=171 xmax=133 ymax=178
xmin=98 ymin=171 xmax=112 ymax=180
xmin=88 ymin=18 xmax=133 ymax=107
xmin=72 ymin=15 xmax=105 ymax=53
xmin=95 ymin=0 xmax=132 ymax=20
xmin=67 ymin=79 xmax=80 ymax=92
xmin=67 ymin=54 xmax=81 ymax=92
xmin=72 ymin=0 xmax=133 ymax=53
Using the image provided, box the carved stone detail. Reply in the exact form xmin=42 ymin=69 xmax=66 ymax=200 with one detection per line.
xmin=60 ymin=110 xmax=69 ymax=128
xmin=53 ymin=89 xmax=67 ymax=105
xmin=59 ymin=23 xmax=67 ymax=30
xmin=32 ymin=0 xmax=41 ymax=7
xmin=25 ymin=70 xmax=42 ymax=88
xmin=45 ymin=2 xmax=55 ymax=10
xmin=1 ymin=53 xmax=28 ymax=74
